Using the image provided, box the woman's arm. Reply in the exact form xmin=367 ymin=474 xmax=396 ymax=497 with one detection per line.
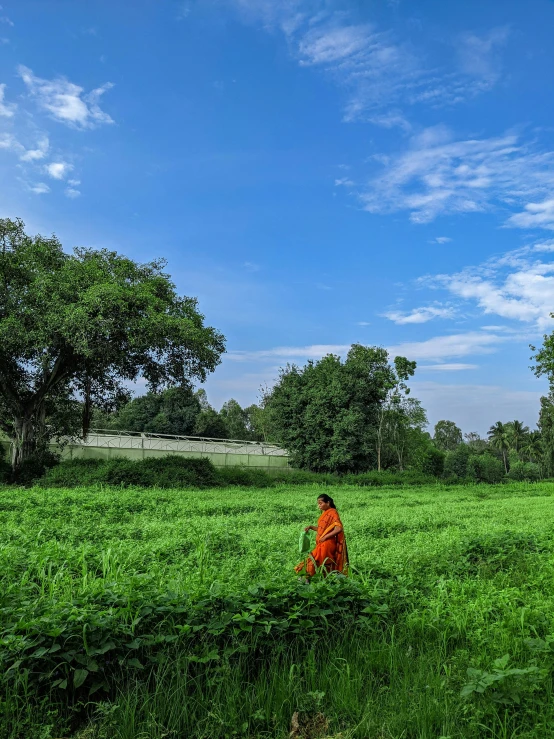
xmin=319 ymin=524 xmax=342 ymax=543
xmin=304 ymin=525 xmax=317 ymax=532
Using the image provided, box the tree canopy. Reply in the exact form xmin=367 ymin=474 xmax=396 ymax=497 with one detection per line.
xmin=433 ymin=420 xmax=463 ymax=452
xmin=264 ymin=344 xmax=418 ymax=474
xmin=0 ymin=218 xmax=225 ymax=470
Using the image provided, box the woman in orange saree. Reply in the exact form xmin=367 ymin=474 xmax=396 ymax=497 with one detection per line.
xmin=295 ymin=494 xmax=348 ymax=577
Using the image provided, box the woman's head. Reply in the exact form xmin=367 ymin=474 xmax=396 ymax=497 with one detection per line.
xmin=317 ymin=494 xmax=336 ymax=510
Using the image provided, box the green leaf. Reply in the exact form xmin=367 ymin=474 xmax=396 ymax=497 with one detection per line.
xmin=73 ymin=668 xmax=89 ymax=689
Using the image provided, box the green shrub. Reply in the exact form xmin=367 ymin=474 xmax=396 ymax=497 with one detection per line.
xmin=467 ymin=454 xmax=505 ymax=484
xmin=507 ymin=461 xmax=541 ymax=482
xmin=444 ymin=444 xmax=471 ymax=479
xmin=342 ymin=470 xmax=437 ymax=487
xmin=420 ymin=446 xmax=445 ymax=477
xmin=41 ymin=455 xmax=220 ymax=488
xmin=8 ymin=449 xmax=59 ymax=485
xmin=274 ymin=469 xmax=338 ymax=485
xmin=216 ymin=466 xmax=275 ymax=487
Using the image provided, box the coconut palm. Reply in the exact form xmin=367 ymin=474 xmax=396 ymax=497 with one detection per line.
xmin=488 ymin=421 xmax=509 ymax=473
xmin=507 ymin=419 xmax=530 ymax=454
xmin=521 ymin=430 xmax=543 ymax=464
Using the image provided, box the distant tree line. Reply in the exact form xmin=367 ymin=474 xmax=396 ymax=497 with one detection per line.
xmin=91 ymin=387 xmax=271 ymax=442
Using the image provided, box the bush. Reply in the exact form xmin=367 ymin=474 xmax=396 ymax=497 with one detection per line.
xmin=507 ymin=461 xmax=541 ymax=482
xmin=41 ymin=455 xmax=221 ymax=488
xmin=420 ymin=446 xmax=446 ymax=477
xmin=467 ymin=454 xmax=505 ymax=484
xmin=444 ymin=444 xmax=472 ymax=479
xmin=342 ymin=470 xmax=437 ymax=487
xmin=8 ymin=449 xmax=59 ymax=484
xmin=217 ymin=466 xmax=275 ymax=487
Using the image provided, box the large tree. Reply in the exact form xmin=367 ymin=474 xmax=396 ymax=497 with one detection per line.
xmin=433 ymin=420 xmax=463 ymax=452
xmin=265 ymin=344 xmax=417 ymax=474
xmin=0 ymin=218 xmax=225 ymax=470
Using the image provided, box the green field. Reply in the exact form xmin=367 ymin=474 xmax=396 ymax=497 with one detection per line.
xmin=3 ymin=481 xmax=554 ymax=738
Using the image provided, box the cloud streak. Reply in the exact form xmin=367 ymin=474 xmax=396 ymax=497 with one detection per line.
xmin=360 ymin=126 xmax=554 ymax=226
xmin=226 ymin=2 xmax=509 ymax=123
xmin=18 ymin=65 xmax=114 ymax=129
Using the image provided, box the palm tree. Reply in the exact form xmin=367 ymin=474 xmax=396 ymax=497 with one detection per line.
xmin=507 ymin=419 xmax=530 ymax=454
xmin=521 ymin=430 xmax=543 ymax=464
xmin=488 ymin=421 xmax=509 ymax=473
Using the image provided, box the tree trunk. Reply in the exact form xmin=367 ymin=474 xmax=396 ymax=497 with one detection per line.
xmin=502 ymin=449 xmax=507 ymax=473
xmin=377 ymin=444 xmax=381 ymax=472
xmin=11 ymin=416 xmax=36 ymax=471
xmin=82 ymin=377 xmax=93 ymax=440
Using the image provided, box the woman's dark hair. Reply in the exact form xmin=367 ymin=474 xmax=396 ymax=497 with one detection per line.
xmin=317 ymin=494 xmax=336 ymax=509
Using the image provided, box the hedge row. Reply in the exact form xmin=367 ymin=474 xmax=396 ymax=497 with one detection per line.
xmin=0 ymin=455 xmax=441 ymax=488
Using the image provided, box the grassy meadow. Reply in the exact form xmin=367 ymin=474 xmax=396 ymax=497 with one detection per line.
xmin=3 ymin=481 xmax=554 ymax=738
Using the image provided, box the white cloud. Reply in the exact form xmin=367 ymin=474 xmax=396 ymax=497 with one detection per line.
xmin=64 ymin=187 xmax=81 ymax=199
xmin=0 ymin=131 xmax=51 ymax=163
xmin=0 ymin=83 xmax=15 ymax=117
xmin=360 ymin=127 xmax=554 ymax=225
xmin=425 ymin=243 xmax=554 ymax=330
xmin=369 ymin=111 xmax=412 ymax=132
xmin=28 ymin=182 xmax=50 ymax=195
xmin=418 ymin=363 xmax=477 ymax=371
xmin=227 ymin=343 xmax=350 ymax=362
xmin=227 ymin=330 xmax=508 ymax=365
xmin=0 ymin=132 xmax=20 ymax=152
xmin=243 ymin=261 xmax=261 ymax=272
xmin=507 ymin=198 xmax=554 ymax=231
xmin=434 ymin=236 xmax=452 ymax=244
xmin=383 ymin=304 xmax=456 ymax=324
xmin=335 ymin=177 xmax=354 ymax=187
xmin=457 ymin=26 xmax=509 ymax=89
xmin=45 ymin=161 xmax=73 ymax=180
xmin=67 ymin=178 xmax=81 ymax=187
xmin=226 ymin=4 xmax=509 ymax=122
xmin=18 ymin=65 xmax=114 ymax=129
xmin=0 ymin=15 xmax=13 ymax=26
xmin=20 ymin=136 xmax=49 ymax=162
xmin=387 ymin=330 xmax=507 ymax=361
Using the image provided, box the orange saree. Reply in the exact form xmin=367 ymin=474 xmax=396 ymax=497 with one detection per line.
xmin=295 ymin=508 xmax=348 ymax=577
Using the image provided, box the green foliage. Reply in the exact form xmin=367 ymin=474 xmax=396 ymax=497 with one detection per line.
xmin=507 ymin=460 xmax=541 ymax=482
xmin=35 ymin=458 xmax=444 ymax=489
xmin=444 ymin=443 xmax=472 ymax=478
xmin=0 ymin=217 xmax=225 ymax=471
xmin=216 ymin=465 xmax=276 ymax=487
xmin=433 ymin=419 xmax=463 ymax=451
xmin=193 ymin=408 xmax=229 ymax=438
xmin=265 ymin=344 xmax=417 ymax=474
xmin=467 ymin=454 xmax=505 ymax=484
xmin=461 ymin=654 xmax=544 ymax=705
xmin=419 ymin=444 xmax=446 ymax=477
xmin=3 ymin=482 xmax=554 ymax=738
xmin=219 ymin=399 xmax=250 ymax=440
xmin=104 ymin=386 xmax=201 ymax=435
xmin=40 ymin=455 xmax=220 ymax=488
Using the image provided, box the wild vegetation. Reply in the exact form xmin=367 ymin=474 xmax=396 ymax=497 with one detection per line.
xmin=3 ymin=480 xmax=554 ymax=738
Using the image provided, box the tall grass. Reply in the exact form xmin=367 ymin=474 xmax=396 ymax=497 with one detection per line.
xmin=3 ymin=482 xmax=554 ymax=737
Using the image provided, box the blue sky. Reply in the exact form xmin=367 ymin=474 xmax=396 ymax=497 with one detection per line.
xmin=2 ymin=0 xmax=554 ymax=434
